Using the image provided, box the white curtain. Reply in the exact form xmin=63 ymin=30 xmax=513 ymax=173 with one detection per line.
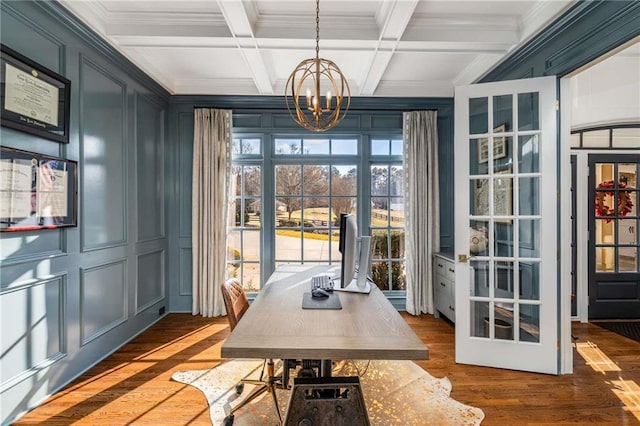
xmin=192 ymin=108 xmax=232 ymax=317
xmin=404 ymin=111 xmax=440 ymax=315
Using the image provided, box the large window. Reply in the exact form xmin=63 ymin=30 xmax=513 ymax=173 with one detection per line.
xmin=370 ymin=138 xmax=406 ymax=291
xmin=227 ymin=134 xmax=404 ymax=292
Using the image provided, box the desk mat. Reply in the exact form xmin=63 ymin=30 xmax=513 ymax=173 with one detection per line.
xmin=302 ymin=292 xmax=342 ymax=309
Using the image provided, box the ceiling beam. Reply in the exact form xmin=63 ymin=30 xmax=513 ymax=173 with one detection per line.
xmin=217 ymin=0 xmax=274 ymax=95
xmin=359 ymin=0 xmax=419 ymax=95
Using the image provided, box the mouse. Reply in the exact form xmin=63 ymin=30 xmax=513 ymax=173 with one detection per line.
xmin=311 ymin=288 xmax=330 ymax=298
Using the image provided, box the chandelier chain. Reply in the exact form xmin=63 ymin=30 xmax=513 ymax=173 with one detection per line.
xmin=315 ymin=0 xmax=320 ymax=59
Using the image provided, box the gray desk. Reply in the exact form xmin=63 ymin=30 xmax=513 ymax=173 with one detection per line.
xmin=221 ymin=265 xmax=428 ymax=361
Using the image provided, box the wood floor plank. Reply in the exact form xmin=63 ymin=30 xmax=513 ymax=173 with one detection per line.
xmin=12 ymin=313 xmax=640 ymax=425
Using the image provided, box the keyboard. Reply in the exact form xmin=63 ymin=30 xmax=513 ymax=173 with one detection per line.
xmin=311 ymin=274 xmax=333 ymax=291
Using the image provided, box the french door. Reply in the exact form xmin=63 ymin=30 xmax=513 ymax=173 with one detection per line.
xmin=588 ymin=154 xmax=640 ymax=319
xmin=454 ymin=76 xmax=559 ymax=374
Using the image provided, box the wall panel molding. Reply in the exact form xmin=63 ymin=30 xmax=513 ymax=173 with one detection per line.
xmin=179 ymin=247 xmax=193 ymax=297
xmin=0 ymin=274 xmax=67 ymax=393
xmin=79 ymin=54 xmax=128 ymax=252
xmin=136 ymin=249 xmax=165 ymax=314
xmin=80 ymin=260 xmax=128 ymax=346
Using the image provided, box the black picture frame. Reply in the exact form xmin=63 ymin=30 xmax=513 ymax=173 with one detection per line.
xmin=1 ymin=44 xmax=71 ymax=144
xmin=1 ymin=147 xmax=78 ymax=232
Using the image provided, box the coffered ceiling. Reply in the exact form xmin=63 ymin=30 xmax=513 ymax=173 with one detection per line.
xmin=58 ymin=0 xmax=575 ymax=97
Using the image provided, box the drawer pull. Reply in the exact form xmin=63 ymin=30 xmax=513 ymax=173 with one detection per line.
xmin=437 ymin=263 xmax=443 ymax=268
xmin=440 ymin=282 xmax=446 ymax=287
xmin=448 ymin=268 xmax=455 ymax=273
xmin=449 ymin=306 xmax=455 ymax=311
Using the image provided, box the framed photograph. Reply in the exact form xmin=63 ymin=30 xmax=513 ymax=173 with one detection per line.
xmin=1 ymin=147 xmax=77 ymax=232
xmin=1 ymin=44 xmax=71 ymax=143
xmin=478 ymin=124 xmax=507 ymax=163
xmin=473 ymin=168 xmax=512 ymax=221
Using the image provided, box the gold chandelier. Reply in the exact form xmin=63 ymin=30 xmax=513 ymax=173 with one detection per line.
xmin=285 ymin=0 xmax=350 ymax=132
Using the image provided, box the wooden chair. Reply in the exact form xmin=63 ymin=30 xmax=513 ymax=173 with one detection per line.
xmin=221 ymin=278 xmax=283 ymax=425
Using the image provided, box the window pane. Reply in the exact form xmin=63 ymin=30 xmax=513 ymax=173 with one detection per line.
xmin=520 ymin=262 xmax=540 ymax=301
xmin=582 ymin=130 xmax=610 ymax=148
xmin=303 ymin=138 xmax=329 ymax=154
xmin=371 ymin=139 xmax=389 ymax=156
xmin=275 ymin=165 xmax=301 ymax=195
xmin=613 ymin=127 xmax=640 ymax=148
xmin=331 ymin=165 xmax=357 ymax=197
xmin=471 ymin=301 xmax=490 ymax=338
xmin=390 ymin=261 xmax=406 ymax=290
xmin=389 ymin=230 xmax=405 ymax=259
xmin=371 ymin=229 xmax=389 ymax=259
xmin=331 ymin=197 xmax=356 ymax=218
xmin=570 ymin=133 xmax=580 ymax=148
xmin=331 ymin=138 xmax=357 ymax=155
xmin=519 ymin=219 xmax=539 ymax=257
xmin=303 ymin=165 xmax=329 ymax=195
xmin=275 ymin=138 xmax=301 ymax=154
xmin=276 ymin=197 xmax=301 ymax=227
xmin=304 ymin=197 xmax=330 ymax=228
xmin=246 ymin=198 xmax=261 ymax=228
xmin=389 ymin=197 xmax=404 ymax=227
xmin=244 ymin=166 xmax=261 ymax=196
xmin=242 ymin=264 xmax=261 ymax=292
xmin=371 ymin=261 xmax=390 ymax=291
xmin=371 ymin=166 xmax=388 ymax=195
xmin=389 ymin=165 xmax=403 ymax=196
xmin=371 ymin=198 xmax=389 ymax=226
xmin=276 ymin=230 xmax=301 ymax=261
xmin=619 ymin=247 xmax=637 ymax=272
xmin=391 ymin=139 xmax=403 ymax=156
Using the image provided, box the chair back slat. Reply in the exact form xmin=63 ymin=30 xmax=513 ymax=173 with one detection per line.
xmin=221 ymin=278 xmax=249 ymax=331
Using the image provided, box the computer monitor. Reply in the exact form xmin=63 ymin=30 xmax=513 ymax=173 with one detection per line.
xmin=335 ymin=213 xmax=371 ymax=294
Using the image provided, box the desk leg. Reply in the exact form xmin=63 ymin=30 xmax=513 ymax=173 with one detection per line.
xmin=283 ymin=376 xmax=370 ymax=426
xmin=320 ymin=360 xmax=332 ymax=378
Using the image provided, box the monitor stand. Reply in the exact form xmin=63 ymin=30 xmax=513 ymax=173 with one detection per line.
xmin=333 ymin=271 xmax=371 ymax=294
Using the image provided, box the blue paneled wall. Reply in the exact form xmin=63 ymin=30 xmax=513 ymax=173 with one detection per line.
xmin=0 ymin=2 xmax=169 ymax=423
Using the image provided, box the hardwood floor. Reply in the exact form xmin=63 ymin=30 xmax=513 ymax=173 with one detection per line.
xmin=12 ymin=313 xmax=640 ymax=425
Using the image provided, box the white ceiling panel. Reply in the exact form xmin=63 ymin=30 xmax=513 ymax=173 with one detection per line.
xmin=58 ymin=0 xmax=575 ymax=96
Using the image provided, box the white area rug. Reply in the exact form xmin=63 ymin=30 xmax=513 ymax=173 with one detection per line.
xmin=171 ymin=359 xmax=484 ymax=425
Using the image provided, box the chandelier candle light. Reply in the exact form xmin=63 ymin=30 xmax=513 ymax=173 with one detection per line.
xmin=285 ymin=0 xmax=350 ymax=132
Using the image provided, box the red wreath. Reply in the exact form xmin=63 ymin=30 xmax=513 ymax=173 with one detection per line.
xmin=595 ymin=180 xmax=634 ymax=223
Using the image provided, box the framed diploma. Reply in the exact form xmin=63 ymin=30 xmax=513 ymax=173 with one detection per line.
xmin=1 ymin=147 xmax=77 ymax=232
xmin=1 ymin=44 xmax=71 ymax=144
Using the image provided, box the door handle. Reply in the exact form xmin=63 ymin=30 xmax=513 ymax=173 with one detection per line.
xmin=458 ymin=254 xmax=469 ymax=263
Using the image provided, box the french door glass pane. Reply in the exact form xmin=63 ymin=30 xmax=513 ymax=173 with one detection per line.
xmin=470 ymin=260 xmax=489 ymax=296
xmin=470 ymin=220 xmax=489 ymax=256
xmin=469 ymin=97 xmax=488 ymax=134
xmin=493 ymin=176 xmax=512 ymax=216
xmin=520 ymin=262 xmax=540 ymax=301
xmin=519 ymin=219 xmax=540 ymax=257
xmin=471 ymin=301 xmax=490 ymax=338
xmin=519 ymin=177 xmax=539 ymax=215
xmin=495 ymin=261 xmax=514 ymax=297
xmin=470 ymin=138 xmax=489 ymax=175
xmin=596 ymin=246 xmax=615 ymax=272
xmin=493 ymin=94 xmax=513 ymax=131
xmin=494 ymin=302 xmax=514 ymax=341
xmin=492 ymin=136 xmax=512 ymax=173
xmin=495 ymin=223 xmax=513 ymax=257
xmin=244 ymin=166 xmax=261 ymax=196
xmin=619 ymin=247 xmax=637 ymax=272
xmin=471 ymin=179 xmax=489 ymax=216
xmin=518 ymin=135 xmax=539 ymax=173
xmin=517 ymin=92 xmax=539 ymax=131
xmin=519 ymin=304 xmax=540 ymax=343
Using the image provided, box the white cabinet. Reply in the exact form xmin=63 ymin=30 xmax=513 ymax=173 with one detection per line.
xmin=433 ymin=253 xmax=455 ymax=323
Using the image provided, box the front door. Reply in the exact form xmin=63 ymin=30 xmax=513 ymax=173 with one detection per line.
xmin=588 ymin=154 xmax=640 ymax=319
xmin=454 ymin=76 xmax=559 ymax=374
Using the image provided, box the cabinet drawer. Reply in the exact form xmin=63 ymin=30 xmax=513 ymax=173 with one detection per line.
xmin=434 ymin=256 xmax=455 ymax=281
